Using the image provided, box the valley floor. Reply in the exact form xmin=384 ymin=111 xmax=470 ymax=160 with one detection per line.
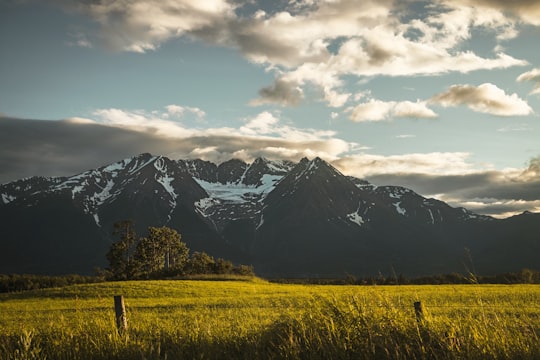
xmin=1 ymin=280 xmax=539 ymax=359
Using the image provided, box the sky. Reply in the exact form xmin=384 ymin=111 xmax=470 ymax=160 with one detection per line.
xmin=1 ymin=0 xmax=539 ymax=218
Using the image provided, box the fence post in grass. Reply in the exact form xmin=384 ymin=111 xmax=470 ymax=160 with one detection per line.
xmin=414 ymin=301 xmax=424 ymax=323
xmin=114 ymin=295 xmax=128 ymax=334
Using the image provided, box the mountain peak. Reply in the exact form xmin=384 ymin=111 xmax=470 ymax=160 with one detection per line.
xmin=301 ymin=157 xmax=343 ymax=180
xmin=252 ymin=156 xmax=269 ymax=164
xmin=263 ymin=155 xmax=361 ymax=218
xmin=137 ymin=152 xmax=154 ymax=158
xmin=217 ymin=159 xmax=248 ymax=184
xmin=298 ymin=157 xmax=310 ymax=165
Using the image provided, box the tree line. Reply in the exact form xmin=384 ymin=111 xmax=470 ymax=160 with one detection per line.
xmin=105 ymin=220 xmax=254 ymax=280
xmin=270 ymin=269 xmax=540 ymax=285
xmin=0 ymin=274 xmax=102 ymax=293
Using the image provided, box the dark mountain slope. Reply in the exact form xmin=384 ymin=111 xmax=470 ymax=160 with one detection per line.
xmin=0 ymin=195 xmax=106 ymax=274
xmin=1 ymin=153 xmax=538 ymax=277
xmin=252 ymin=158 xmax=468 ymax=277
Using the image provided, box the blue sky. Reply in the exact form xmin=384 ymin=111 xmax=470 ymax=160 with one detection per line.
xmin=1 ymin=0 xmax=539 ymax=217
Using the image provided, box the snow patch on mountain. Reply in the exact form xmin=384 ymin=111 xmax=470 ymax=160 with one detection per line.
xmin=128 ymin=155 xmax=157 ymax=174
xmin=393 ymin=201 xmax=407 ymax=216
xmin=258 ymin=174 xmax=282 ymax=193
xmin=154 ymin=158 xmax=176 ymax=198
xmin=195 ymin=174 xmax=281 ymax=205
xmin=1 ymin=193 xmax=15 ymax=204
xmin=459 ymin=207 xmax=492 ymax=221
xmin=347 ymin=212 xmax=365 ymax=227
xmin=195 ymin=197 xmax=221 ymax=213
xmin=257 ymin=212 xmax=265 ymax=229
xmin=153 ymin=157 xmax=178 ymax=222
xmin=38 ymin=155 xmax=163 ymax=226
xmin=427 ymin=208 xmax=435 ymax=224
xmin=92 ymin=180 xmax=116 ymax=204
xmin=193 ymin=171 xmax=283 ymax=231
xmin=156 ymin=173 xmax=175 ymax=198
xmin=266 ymin=160 xmax=294 ymax=173
xmin=196 ymin=180 xmax=252 ymax=204
xmin=93 ymin=213 xmax=101 ymax=227
xmin=77 ymin=179 xmax=117 ymax=226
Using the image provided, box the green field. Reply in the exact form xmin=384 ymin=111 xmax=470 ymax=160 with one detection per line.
xmin=1 ymin=279 xmax=539 ymax=359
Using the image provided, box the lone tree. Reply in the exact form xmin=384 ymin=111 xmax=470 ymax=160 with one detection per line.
xmin=106 ymin=223 xmax=255 ymax=280
xmin=106 ymin=220 xmax=137 ymax=280
xmin=134 ymin=226 xmax=189 ymax=277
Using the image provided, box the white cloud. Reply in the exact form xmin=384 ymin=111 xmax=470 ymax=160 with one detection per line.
xmin=393 ymin=101 xmax=438 ymax=119
xmin=231 ymin=0 xmax=393 ymax=67
xmin=396 ymin=134 xmax=416 ymax=139
xmin=246 ymin=1 xmax=526 ymax=107
xmin=60 ymin=0 xmax=529 ymax=108
xmin=332 ymin=35 xmax=525 ymax=77
xmin=71 ymin=0 xmax=236 ymax=52
xmin=165 ymin=105 xmax=185 ymax=115
xmin=430 ymin=83 xmax=533 ymax=116
xmin=93 ymin=108 xmax=195 ymax=138
xmin=239 ymin=111 xmax=280 ymax=135
xmin=90 ymin=107 xmax=355 ymax=163
xmin=66 ymin=32 xmax=93 ymax=48
xmin=347 ymin=99 xmax=437 ymax=122
xmin=496 ymin=123 xmax=530 ymax=132
xmin=517 ymin=68 xmax=540 ymax=95
xmin=453 ymin=0 xmax=540 ymax=27
xmin=252 ymin=21 xmax=525 ymax=107
xmin=165 ymin=104 xmax=206 ymax=118
xmin=415 ymin=2 xmax=520 ymax=45
xmin=323 ymin=87 xmax=351 ymax=108
xmin=347 ymin=100 xmax=395 ymax=122
xmin=64 ymin=117 xmax=97 ymax=124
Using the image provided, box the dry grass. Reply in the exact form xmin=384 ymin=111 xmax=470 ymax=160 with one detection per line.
xmin=1 ymin=280 xmax=539 ymax=359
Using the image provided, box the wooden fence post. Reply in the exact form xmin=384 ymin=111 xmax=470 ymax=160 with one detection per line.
xmin=114 ymin=295 xmax=128 ymax=334
xmin=414 ymin=301 xmax=424 ymax=322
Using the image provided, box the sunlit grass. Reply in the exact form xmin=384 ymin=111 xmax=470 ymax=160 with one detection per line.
xmin=1 ymin=280 xmax=539 ymax=359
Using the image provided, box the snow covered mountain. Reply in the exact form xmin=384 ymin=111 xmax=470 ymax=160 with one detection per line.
xmin=1 ymin=154 xmax=538 ymax=276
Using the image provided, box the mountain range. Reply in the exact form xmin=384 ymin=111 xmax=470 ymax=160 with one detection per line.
xmin=1 ymin=153 xmax=538 ymax=277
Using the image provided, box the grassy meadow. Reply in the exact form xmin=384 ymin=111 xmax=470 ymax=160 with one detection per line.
xmin=1 ymin=278 xmax=539 ymax=359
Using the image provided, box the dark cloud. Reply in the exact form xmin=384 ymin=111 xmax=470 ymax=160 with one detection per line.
xmin=364 ymin=41 xmax=396 ymax=65
xmin=370 ymin=171 xmax=540 ymax=202
xmin=366 ymin=157 xmax=540 ymax=216
xmin=251 ymin=78 xmax=304 ymax=106
xmin=0 ymin=116 xmax=344 ymax=183
xmin=459 ymin=201 xmax=537 ymax=217
xmin=366 ymin=172 xmax=495 ymax=195
xmin=0 ymin=117 xmax=182 ymax=183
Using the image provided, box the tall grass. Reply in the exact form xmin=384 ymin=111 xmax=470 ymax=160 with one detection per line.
xmin=1 ymin=280 xmax=539 ymax=359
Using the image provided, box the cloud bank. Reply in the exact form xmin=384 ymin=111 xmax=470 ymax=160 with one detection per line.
xmin=51 ymin=0 xmax=530 ymax=112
